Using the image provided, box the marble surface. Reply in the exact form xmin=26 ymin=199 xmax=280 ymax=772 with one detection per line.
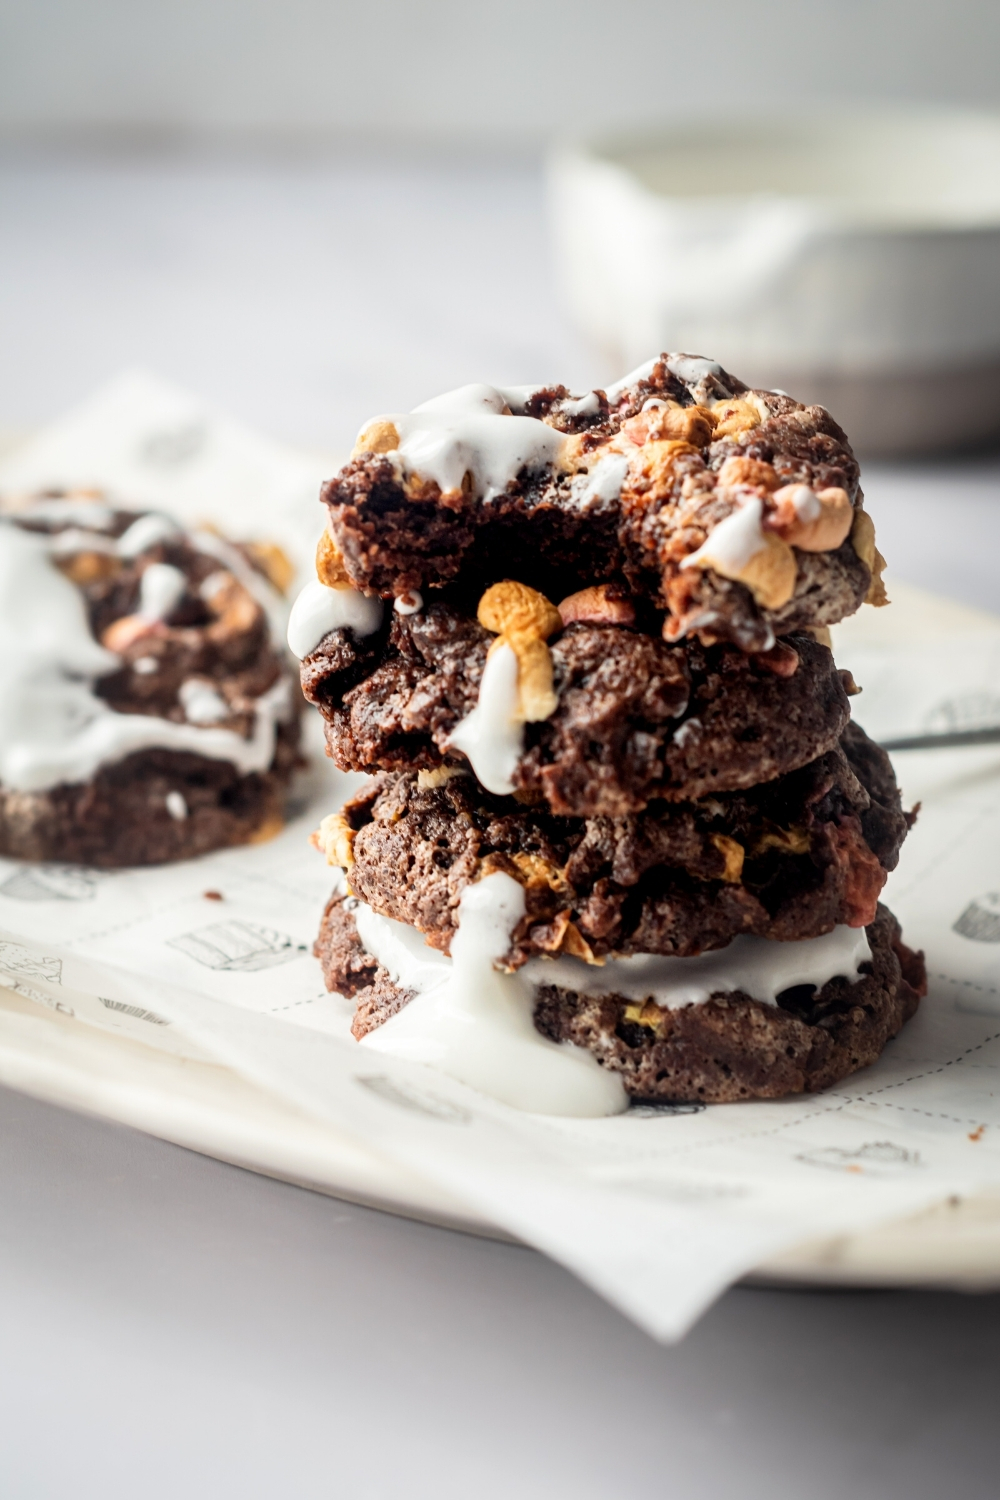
xmin=2 ymin=151 xmax=1000 ymax=1499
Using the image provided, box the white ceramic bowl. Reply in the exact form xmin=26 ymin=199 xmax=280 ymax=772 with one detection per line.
xmin=548 ymin=109 xmax=1000 ymax=454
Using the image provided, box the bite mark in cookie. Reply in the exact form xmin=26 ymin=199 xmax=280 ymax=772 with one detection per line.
xmin=320 ymin=355 xmax=883 ymax=652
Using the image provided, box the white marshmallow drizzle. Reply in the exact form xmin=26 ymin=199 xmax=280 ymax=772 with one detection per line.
xmin=353 ymin=355 xmax=730 ymax=522
xmin=358 ymin=873 xmax=629 ymax=1118
xmin=371 ymin=383 xmax=566 ymax=503
xmin=286 ymin=578 xmax=384 ymax=659
xmin=0 ymin=516 xmax=291 ymax=794
xmin=352 ymin=878 xmax=872 ymax=1117
xmin=446 ymin=642 xmax=524 ymax=797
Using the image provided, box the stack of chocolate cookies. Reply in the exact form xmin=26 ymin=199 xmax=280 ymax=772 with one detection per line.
xmin=291 ymin=354 xmax=925 ymax=1113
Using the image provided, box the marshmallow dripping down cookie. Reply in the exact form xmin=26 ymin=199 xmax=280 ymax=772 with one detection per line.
xmin=0 ymin=496 xmax=301 ymax=866
xmin=317 ymin=890 xmax=924 ymax=1111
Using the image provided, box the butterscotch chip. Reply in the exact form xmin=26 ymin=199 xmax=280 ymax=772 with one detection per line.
xmin=718 ymin=455 xmax=780 ymax=491
xmin=736 ymin=533 xmax=798 ymax=611
xmin=247 ymin=814 xmax=285 ymax=845
xmin=478 ymin=579 xmax=562 ymax=639
xmin=770 ymin=485 xmax=854 ymax=552
xmin=246 ymin=540 xmax=295 ymax=595
xmin=101 ymin=614 xmax=157 ymax=652
xmin=477 ymin=579 xmax=562 ymax=722
xmin=316 ymin=529 xmax=352 ymax=586
xmin=625 ymin=405 xmax=717 ymax=447
xmin=312 ymin=811 xmax=356 ymax=868
xmin=507 ymin=850 xmax=573 ymax=897
xmin=624 ymin=438 xmax=700 ymax=503
xmin=352 ymin=419 xmax=400 ymax=457
xmin=55 ymin=550 xmax=121 ymax=585
xmin=711 ymin=397 xmax=762 ymax=438
xmin=851 ymin=509 xmax=889 ymax=606
xmin=686 ymin=521 xmax=798 ymax=612
xmin=558 ymin=584 xmax=636 ymax=628
xmin=416 ymin=766 xmax=467 ymax=790
xmin=710 ymin=833 xmax=745 ymax=883
xmin=204 ymin=576 xmax=261 ymax=643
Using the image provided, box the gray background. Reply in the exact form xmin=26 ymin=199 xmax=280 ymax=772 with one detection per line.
xmin=4 ymin=1082 xmax=1000 ymax=1500
xmin=3 ymin=4 xmax=1000 ymax=1494
xmin=4 ymin=0 xmax=1000 ymax=147
xmin=1 ymin=150 xmax=999 ymax=1500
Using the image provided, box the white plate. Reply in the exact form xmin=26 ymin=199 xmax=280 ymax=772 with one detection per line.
xmin=5 ymin=580 xmax=1000 ymax=1289
xmin=5 ymin=978 xmax=1000 ymax=1289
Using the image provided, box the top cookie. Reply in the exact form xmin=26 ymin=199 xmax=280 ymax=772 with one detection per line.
xmin=320 ymin=353 xmax=887 ymax=653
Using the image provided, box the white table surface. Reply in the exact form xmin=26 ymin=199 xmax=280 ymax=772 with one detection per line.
xmin=2 ymin=149 xmax=1000 ymax=1500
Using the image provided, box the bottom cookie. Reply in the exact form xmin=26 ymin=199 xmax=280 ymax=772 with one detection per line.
xmin=316 ymin=894 xmax=925 ymax=1104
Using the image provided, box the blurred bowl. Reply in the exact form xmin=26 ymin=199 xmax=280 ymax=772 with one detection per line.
xmin=548 ymin=109 xmax=1000 ymax=455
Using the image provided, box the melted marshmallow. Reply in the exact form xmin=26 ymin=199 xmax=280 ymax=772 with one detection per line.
xmin=179 ymin=678 xmax=230 ymax=725
xmin=785 ymin=484 xmax=822 ymax=522
xmin=359 ymin=873 xmax=628 ymax=1118
xmin=48 ymin=528 xmax=118 ymax=557
xmin=446 ymin=642 xmax=523 ymax=795
xmin=495 ymin=384 xmax=545 ymax=413
xmin=187 ymin=528 xmax=288 ymax=640
xmin=666 ymin=354 xmax=723 ymax=386
xmin=0 ymin=522 xmax=292 ymax=794
xmin=575 ymin=451 xmax=629 ymax=507
xmin=116 ymin=512 xmax=181 ymax=557
xmin=604 ymin=356 xmax=661 ymax=403
xmin=681 ymin=495 xmax=768 ymax=574
xmin=362 ymin=382 xmax=565 ymax=503
xmin=165 ymin=791 xmax=188 ymax=821
xmin=353 ymin=887 xmax=872 ymax=1115
xmin=412 ymin=383 xmax=511 ymax=417
xmin=522 ymin=924 xmax=872 ymax=1010
xmin=138 ymin=563 xmax=187 ymax=621
xmin=286 ymin=579 xmax=384 ymax=659
xmin=394 ymin=589 xmax=423 ymax=616
xmin=562 ymin=390 xmax=602 ymax=418
xmin=604 ymin=353 xmax=727 ymax=404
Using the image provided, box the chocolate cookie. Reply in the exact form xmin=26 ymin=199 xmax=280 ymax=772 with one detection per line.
xmin=315 ymin=896 xmax=924 ymax=1103
xmin=317 ymin=723 xmax=911 ymax=968
xmin=302 ymin=591 xmax=853 ymax=815
xmin=0 ymin=496 xmax=301 ymax=867
xmin=319 ymin=354 xmax=886 ymax=653
xmin=533 ymin=905 xmax=925 ymax=1102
